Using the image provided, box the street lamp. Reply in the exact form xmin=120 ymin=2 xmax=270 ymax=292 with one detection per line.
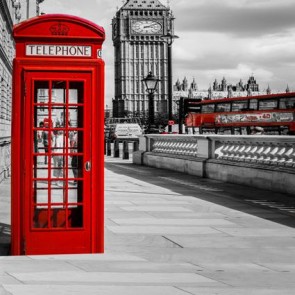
xmin=142 ymin=71 xmax=160 ymax=132
xmin=161 ymin=32 xmax=179 ymax=133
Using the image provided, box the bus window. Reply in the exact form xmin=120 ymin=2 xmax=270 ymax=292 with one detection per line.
xmin=201 ymin=104 xmax=215 ymax=113
xmin=232 ymin=100 xmax=248 ymax=111
xmin=279 ymin=97 xmax=295 ymax=109
xmin=216 ymin=103 xmax=231 ymax=113
xmin=249 ymin=99 xmax=258 ymax=110
xmin=259 ymin=99 xmax=278 ymax=110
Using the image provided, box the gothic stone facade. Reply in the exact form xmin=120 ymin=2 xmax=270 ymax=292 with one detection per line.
xmin=112 ymin=0 xmax=174 ymax=118
xmin=0 ymin=0 xmax=18 ymax=182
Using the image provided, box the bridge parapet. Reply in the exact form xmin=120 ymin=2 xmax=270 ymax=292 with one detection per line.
xmin=142 ymin=135 xmax=295 ymax=168
xmin=213 ymin=136 xmax=295 ymax=168
xmin=134 ymin=135 xmax=295 ymax=195
xmin=151 ymin=136 xmax=199 ymax=157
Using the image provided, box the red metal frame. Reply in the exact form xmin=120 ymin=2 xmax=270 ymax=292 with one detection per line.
xmin=185 ymin=92 xmax=295 ymax=134
xmin=12 ymin=14 xmax=105 ymax=255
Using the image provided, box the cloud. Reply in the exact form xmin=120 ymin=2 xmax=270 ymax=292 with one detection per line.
xmin=172 ymin=27 xmax=295 ymax=91
xmin=172 ymin=0 xmax=295 ymax=37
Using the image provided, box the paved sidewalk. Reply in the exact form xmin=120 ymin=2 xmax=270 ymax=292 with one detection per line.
xmin=0 ymin=156 xmax=295 ymax=294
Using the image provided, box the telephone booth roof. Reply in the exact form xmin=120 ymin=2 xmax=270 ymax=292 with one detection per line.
xmin=13 ymin=14 xmax=105 ymax=43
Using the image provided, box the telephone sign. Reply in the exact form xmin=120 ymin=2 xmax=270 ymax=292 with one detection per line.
xmin=11 ymin=14 xmax=105 ymax=255
xmin=25 ymin=44 xmax=92 ymax=57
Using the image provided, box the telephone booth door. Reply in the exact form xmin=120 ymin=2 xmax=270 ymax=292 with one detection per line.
xmin=24 ymin=71 xmax=92 ymax=254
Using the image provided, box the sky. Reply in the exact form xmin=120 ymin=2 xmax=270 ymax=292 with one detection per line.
xmin=39 ymin=0 xmax=295 ymax=106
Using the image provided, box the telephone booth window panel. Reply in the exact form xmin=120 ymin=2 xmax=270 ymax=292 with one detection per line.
xmin=32 ymin=80 xmax=86 ymax=230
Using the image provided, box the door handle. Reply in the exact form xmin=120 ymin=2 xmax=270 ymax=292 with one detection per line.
xmin=85 ymin=161 xmax=91 ymax=171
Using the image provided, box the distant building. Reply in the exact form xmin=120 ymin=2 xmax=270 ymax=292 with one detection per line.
xmin=18 ymin=0 xmax=43 ymax=22
xmin=172 ymin=75 xmax=290 ymax=113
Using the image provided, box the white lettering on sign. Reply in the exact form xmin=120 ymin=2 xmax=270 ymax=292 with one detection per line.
xmin=26 ymin=45 xmax=92 ymax=57
xmin=215 ymin=112 xmax=294 ymax=124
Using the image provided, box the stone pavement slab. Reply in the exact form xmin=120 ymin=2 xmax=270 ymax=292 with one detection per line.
xmin=0 ymin=156 xmax=295 ymax=294
xmin=2 ymin=285 xmax=190 ymax=295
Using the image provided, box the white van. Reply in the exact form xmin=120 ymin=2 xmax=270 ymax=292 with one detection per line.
xmin=108 ymin=123 xmax=143 ymax=141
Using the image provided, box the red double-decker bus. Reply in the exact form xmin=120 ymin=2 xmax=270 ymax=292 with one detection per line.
xmin=184 ymin=92 xmax=295 ymax=135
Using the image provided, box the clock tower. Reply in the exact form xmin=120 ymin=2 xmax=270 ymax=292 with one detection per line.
xmin=112 ymin=0 xmax=174 ymax=118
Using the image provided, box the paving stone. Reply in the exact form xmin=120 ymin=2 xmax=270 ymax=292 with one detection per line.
xmin=2 ymin=285 xmax=191 ymax=295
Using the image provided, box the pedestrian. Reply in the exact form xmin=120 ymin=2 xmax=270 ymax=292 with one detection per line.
xmin=70 ymin=131 xmax=78 ymax=184
xmin=52 ymin=125 xmax=64 ymax=186
xmin=40 ymin=121 xmax=49 ymax=164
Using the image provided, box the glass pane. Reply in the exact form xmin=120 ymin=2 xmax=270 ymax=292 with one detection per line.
xmin=52 ymin=81 xmax=66 ymax=104
xmin=68 ymin=185 xmax=78 ymax=202
xmin=202 ymin=104 xmax=214 ymax=113
xmin=34 ymin=123 xmax=51 ymax=155
xmin=259 ymin=99 xmax=277 ymax=110
xmin=69 ymin=131 xmax=78 ymax=153
xmin=34 ymin=81 xmax=49 ymax=103
xmin=51 ymin=185 xmax=66 ymax=204
xmin=69 ymin=206 xmax=83 ymax=228
xmin=52 ymin=131 xmax=67 ymax=154
xmin=279 ymin=97 xmax=295 ymax=109
xmin=51 ymin=155 xmax=66 ymax=179
xmin=69 ymin=81 xmax=84 ymax=104
xmin=33 ymin=208 xmax=48 ymax=228
xmin=216 ymin=103 xmax=231 ymax=112
xmin=50 ymin=209 xmax=66 ymax=228
xmin=34 ymin=156 xmax=49 ymax=178
xmin=69 ymin=107 xmax=78 ymax=127
xmin=249 ymin=99 xmax=258 ymax=110
xmin=34 ymin=106 xmax=50 ymax=128
xmin=67 ymin=106 xmax=84 ymax=128
xmin=52 ymin=106 xmax=68 ymax=127
xmin=68 ymin=155 xmax=83 ymax=179
xmin=34 ymin=181 xmax=49 ymax=205
xmin=232 ymin=101 xmax=248 ymax=111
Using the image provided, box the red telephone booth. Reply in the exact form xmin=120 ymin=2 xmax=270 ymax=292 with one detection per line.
xmin=11 ymin=14 xmax=105 ymax=255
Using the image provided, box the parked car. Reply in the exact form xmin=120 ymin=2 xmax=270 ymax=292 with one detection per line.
xmin=106 ymin=123 xmax=143 ymax=141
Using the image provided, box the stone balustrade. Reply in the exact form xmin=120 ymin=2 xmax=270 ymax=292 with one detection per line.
xmin=144 ymin=134 xmax=295 ymax=168
xmin=134 ymin=134 xmax=295 ymax=195
xmin=151 ymin=137 xmax=199 ymax=157
xmin=213 ymin=137 xmax=295 ymax=167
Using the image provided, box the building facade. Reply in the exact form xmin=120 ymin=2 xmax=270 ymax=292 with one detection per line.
xmin=173 ymin=75 xmax=289 ymax=111
xmin=0 ymin=0 xmax=42 ymax=183
xmin=112 ymin=0 xmax=174 ymax=118
xmin=0 ymin=0 xmax=18 ymax=183
xmin=18 ymin=0 xmax=42 ymax=22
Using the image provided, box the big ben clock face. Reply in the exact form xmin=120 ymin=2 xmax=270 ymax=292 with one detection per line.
xmin=132 ymin=20 xmax=162 ymax=34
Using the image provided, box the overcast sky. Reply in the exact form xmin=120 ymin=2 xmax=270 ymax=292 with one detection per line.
xmin=40 ymin=0 xmax=295 ymax=106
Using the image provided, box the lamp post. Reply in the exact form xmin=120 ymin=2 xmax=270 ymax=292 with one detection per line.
xmin=174 ymin=98 xmax=184 ymax=134
xmin=142 ymin=72 xmax=160 ymax=133
xmin=161 ymin=32 xmax=179 ymax=133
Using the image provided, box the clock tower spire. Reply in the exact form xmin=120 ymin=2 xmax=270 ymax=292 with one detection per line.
xmin=112 ymin=0 xmax=174 ymax=118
